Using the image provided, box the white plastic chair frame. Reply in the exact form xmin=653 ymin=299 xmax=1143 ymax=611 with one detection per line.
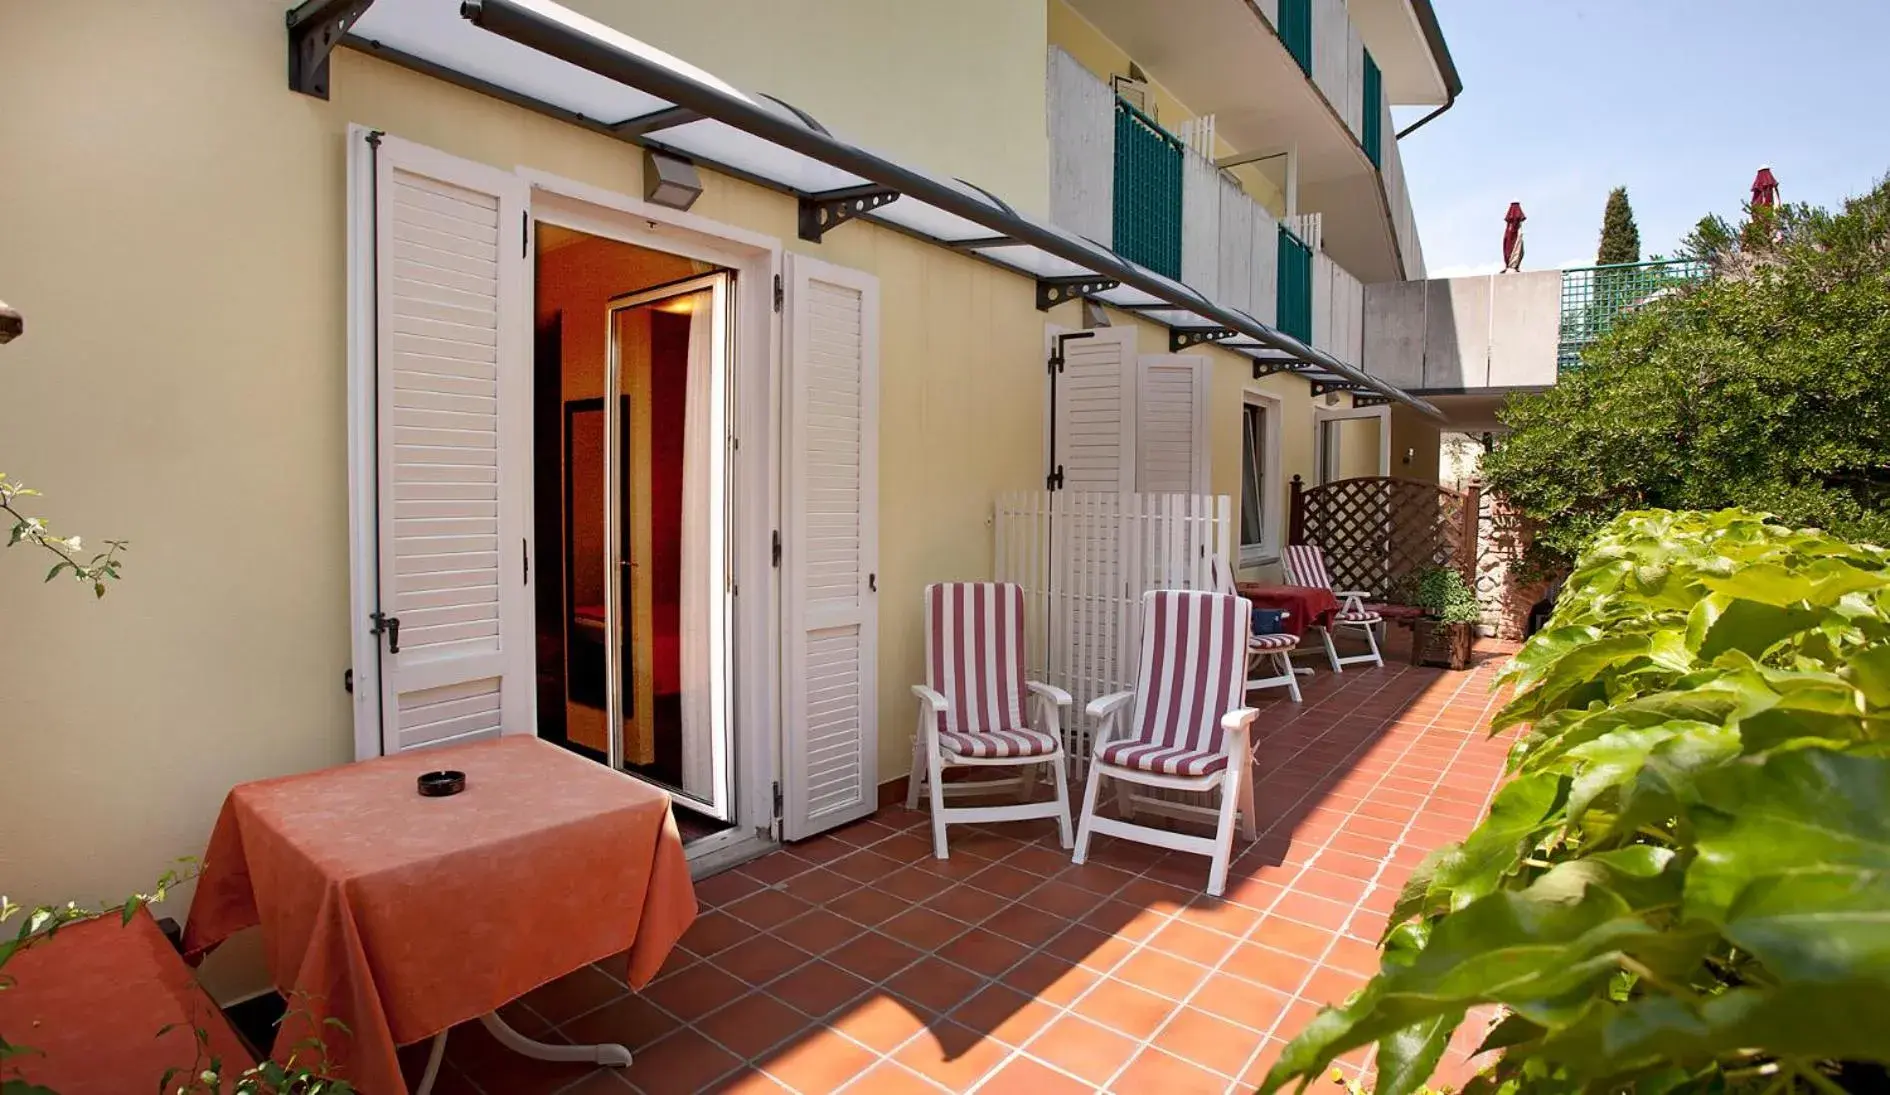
xmin=1281 ymin=545 xmax=1384 ymax=672
xmin=1209 ymin=554 xmax=1306 ymax=703
xmin=907 ymin=680 xmax=1074 ymax=859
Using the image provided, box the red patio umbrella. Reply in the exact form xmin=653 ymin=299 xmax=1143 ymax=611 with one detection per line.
xmin=1502 ymin=202 xmax=1526 ymax=272
xmin=1751 ymin=166 xmax=1779 ymax=209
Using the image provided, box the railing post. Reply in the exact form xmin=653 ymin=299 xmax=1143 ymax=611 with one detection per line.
xmin=1288 ymin=474 xmax=1306 ymax=547
xmin=1460 ymin=479 xmax=1483 ymax=584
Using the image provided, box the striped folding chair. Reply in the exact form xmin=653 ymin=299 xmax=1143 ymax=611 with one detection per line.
xmin=1072 ymin=590 xmax=1259 ymax=896
xmin=909 ymin=582 xmax=1074 ymax=859
xmin=1281 ymin=543 xmax=1384 ymax=671
xmin=1209 ymin=554 xmax=1304 ymax=703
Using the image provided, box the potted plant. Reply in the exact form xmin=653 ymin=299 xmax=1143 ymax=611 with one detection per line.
xmin=1408 ymin=566 xmax=1480 ymax=670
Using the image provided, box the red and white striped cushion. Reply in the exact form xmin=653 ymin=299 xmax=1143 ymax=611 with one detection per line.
xmin=1248 ymin=632 xmax=1299 ymax=651
xmin=1335 ymin=607 xmax=1382 ymax=624
xmin=925 ymin=581 xmax=1031 ymax=742
xmin=1280 ymin=544 xmax=1331 ymax=590
xmin=939 ymin=728 xmax=1060 ymax=759
xmin=1111 ymin=590 xmax=1249 ymax=766
xmin=1095 ymin=741 xmax=1229 ymax=776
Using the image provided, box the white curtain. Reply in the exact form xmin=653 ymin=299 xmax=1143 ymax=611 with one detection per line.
xmin=679 ymin=288 xmax=719 ymax=802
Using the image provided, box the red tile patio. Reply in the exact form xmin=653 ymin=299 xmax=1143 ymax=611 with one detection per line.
xmin=403 ymin=650 xmax=1516 ymax=1094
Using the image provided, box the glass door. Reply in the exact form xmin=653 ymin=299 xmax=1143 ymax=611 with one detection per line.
xmin=603 ymin=273 xmax=735 ymax=821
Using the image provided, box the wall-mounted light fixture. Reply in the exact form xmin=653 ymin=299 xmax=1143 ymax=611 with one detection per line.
xmin=0 ymin=300 xmax=20 ymax=345
xmin=643 ymin=149 xmax=703 ymax=212
xmin=1402 ymin=446 xmax=1416 ymax=465
xmin=1081 ymin=299 xmax=1111 ymax=329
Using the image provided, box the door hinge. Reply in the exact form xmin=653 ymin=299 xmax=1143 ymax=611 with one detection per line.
xmin=1046 ymin=465 xmax=1065 ymax=491
xmin=771 ymin=529 xmax=782 ymax=567
xmin=773 ymin=273 xmax=784 ymax=313
xmin=523 ymin=538 xmax=530 ymax=584
xmin=1047 ymin=349 xmax=1063 ymax=373
xmin=344 ymin=668 xmax=353 ymax=694
xmin=772 ymin=780 xmax=783 ymax=821
xmin=521 ymin=211 xmax=530 ymax=258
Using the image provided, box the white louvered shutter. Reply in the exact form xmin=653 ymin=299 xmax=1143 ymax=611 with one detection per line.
xmin=358 ymin=135 xmax=533 ymax=755
xmin=782 ymin=253 xmax=880 ymax=839
xmin=1048 ymin=326 xmax=1136 ymax=491
xmin=1135 ymin=355 xmax=1211 ymax=493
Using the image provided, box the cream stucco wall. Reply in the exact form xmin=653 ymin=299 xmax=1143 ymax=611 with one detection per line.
xmin=562 ymin=0 xmax=1051 ymax=216
xmin=0 ymin=1 xmax=1050 ymax=967
xmin=0 ymin=3 xmax=1376 ymax=1001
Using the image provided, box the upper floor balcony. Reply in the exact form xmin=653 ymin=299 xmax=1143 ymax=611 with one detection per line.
xmin=1049 ymin=0 xmax=1458 ymax=284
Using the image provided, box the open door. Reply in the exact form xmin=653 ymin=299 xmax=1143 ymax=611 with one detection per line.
xmin=780 ymin=253 xmax=880 ymax=839
xmin=348 ymin=130 xmax=534 ymax=756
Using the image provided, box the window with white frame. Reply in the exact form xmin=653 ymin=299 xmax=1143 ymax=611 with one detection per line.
xmin=1239 ymin=397 xmax=1276 ymax=566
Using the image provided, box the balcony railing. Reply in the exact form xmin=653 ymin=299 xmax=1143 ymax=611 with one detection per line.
xmin=1113 ymin=97 xmax=1184 ymax=279
xmin=1557 ymin=258 xmax=1710 ymax=368
xmin=1277 ymin=225 xmax=1314 ymax=343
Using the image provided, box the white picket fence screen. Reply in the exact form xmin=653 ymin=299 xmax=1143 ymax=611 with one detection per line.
xmin=994 ymin=491 xmax=1234 ymax=763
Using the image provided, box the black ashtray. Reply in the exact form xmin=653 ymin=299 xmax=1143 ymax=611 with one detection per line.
xmin=417 ymin=770 xmax=466 ymax=797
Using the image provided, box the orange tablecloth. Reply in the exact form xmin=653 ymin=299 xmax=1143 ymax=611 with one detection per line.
xmin=0 ymin=908 xmax=257 ymax=1093
xmin=182 ymin=736 xmax=696 ymax=1095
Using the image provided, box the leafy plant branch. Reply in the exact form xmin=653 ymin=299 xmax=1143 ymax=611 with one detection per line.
xmin=0 ymin=473 xmax=126 ymax=598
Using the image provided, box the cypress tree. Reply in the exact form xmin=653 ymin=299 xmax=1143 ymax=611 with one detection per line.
xmin=1597 ymin=186 xmax=1641 ymax=265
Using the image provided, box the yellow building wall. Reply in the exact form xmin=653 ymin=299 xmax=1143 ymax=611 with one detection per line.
xmin=565 ymin=0 xmax=1051 ymax=216
xmin=0 ymin=2 xmax=1049 ymax=974
xmin=1390 ymin=405 xmax=1443 ymax=483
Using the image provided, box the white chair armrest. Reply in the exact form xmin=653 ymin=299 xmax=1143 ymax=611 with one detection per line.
xmin=1026 ymin=680 xmax=1073 ymax=708
xmin=1085 ymin=691 xmax=1133 ymax=721
xmin=911 ymin=684 xmax=950 ymax=712
xmin=1334 ymin=590 xmax=1373 ymax=601
xmin=1221 ymin=708 xmax=1259 ymax=759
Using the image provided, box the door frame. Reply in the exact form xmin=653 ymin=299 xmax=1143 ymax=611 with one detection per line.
xmin=1312 ymin=402 xmax=1390 ymax=484
xmin=522 ymin=169 xmax=782 ymax=869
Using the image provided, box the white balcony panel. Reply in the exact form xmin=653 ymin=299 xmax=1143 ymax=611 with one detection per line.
xmin=1180 ymin=148 xmax=1222 ymax=299
xmin=1047 ymin=47 xmax=1115 ymax=247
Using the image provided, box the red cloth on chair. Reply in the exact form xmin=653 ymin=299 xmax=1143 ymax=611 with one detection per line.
xmin=0 ymin=909 xmax=257 ymax=1094
xmin=1235 ymin=583 xmax=1342 ymax=638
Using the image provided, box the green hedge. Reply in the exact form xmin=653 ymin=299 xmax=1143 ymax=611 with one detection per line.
xmin=1260 ymin=509 xmax=1890 ymax=1094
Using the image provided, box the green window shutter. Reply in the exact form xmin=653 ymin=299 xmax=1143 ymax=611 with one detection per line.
xmin=1277 ymin=0 xmax=1312 ymax=76
xmin=1276 ymin=226 xmax=1313 ymax=344
xmin=1112 ymin=98 xmax=1183 ymax=279
xmin=1361 ymin=50 xmax=1383 ymax=168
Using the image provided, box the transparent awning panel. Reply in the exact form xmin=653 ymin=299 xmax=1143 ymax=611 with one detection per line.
xmin=352 ymin=0 xmax=671 ymax=122
xmin=978 ymin=246 xmax=1095 ymax=280
xmin=869 ymin=199 xmax=1001 ymax=244
xmin=654 ymin=119 xmax=866 ymax=194
xmin=322 ymin=0 xmax=1437 ymax=416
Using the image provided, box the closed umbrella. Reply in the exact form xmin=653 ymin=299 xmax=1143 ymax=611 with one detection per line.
xmin=1502 ymin=202 xmax=1526 ymax=272
xmin=1751 ymin=166 xmax=1779 ymax=209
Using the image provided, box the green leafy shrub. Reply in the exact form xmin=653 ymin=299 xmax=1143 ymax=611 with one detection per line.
xmin=1483 ymin=175 xmax=1890 ymax=566
xmin=1261 ymin=509 xmax=1890 ymax=1095
xmin=1409 ymin=568 xmax=1481 ymax=625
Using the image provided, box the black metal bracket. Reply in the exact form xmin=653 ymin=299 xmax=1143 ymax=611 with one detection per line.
xmin=1252 ymin=361 xmax=1319 ymax=380
xmin=1351 ymin=393 xmax=1391 ymax=408
xmin=1036 ymin=276 xmax=1119 ymax=312
xmin=798 ymin=186 xmax=900 ymax=242
xmin=1310 ymin=379 xmax=1365 ymax=397
xmin=1169 ymin=327 xmax=1237 ymax=353
xmin=287 ymin=0 xmax=376 ymax=99
xmin=611 ymin=105 xmax=701 ymax=138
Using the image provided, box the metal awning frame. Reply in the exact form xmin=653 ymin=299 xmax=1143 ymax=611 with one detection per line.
xmin=289 ymin=0 xmax=1438 ymax=417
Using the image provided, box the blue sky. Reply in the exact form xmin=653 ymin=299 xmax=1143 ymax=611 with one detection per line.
xmin=1399 ymin=0 xmax=1890 ymax=277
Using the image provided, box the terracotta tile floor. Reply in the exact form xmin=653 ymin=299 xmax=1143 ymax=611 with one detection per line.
xmin=406 ymin=649 xmax=1517 ymax=1094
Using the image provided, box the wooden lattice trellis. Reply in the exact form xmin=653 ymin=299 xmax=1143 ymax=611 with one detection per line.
xmin=1288 ymin=475 xmax=1480 ymax=600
